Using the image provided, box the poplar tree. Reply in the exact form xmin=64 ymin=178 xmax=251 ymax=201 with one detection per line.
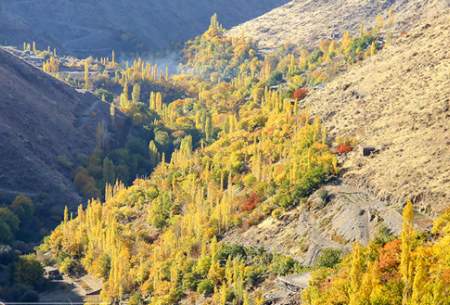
xmin=148 ymin=140 xmax=160 ymax=167
xmin=401 ymin=200 xmax=414 ymax=305
xmin=411 ymin=248 xmax=426 ymax=305
xmin=103 ymin=157 xmax=115 ymax=184
xmin=84 ymin=60 xmax=91 ymax=90
xmin=205 ymin=116 xmax=213 ymax=141
xmin=349 ymin=243 xmax=362 ymax=305
xmin=132 ymin=83 xmax=141 ymax=104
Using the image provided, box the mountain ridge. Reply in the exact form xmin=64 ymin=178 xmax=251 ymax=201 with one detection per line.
xmin=0 ymin=0 xmax=288 ymax=56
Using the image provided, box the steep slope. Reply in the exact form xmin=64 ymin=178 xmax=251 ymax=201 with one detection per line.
xmin=0 ymin=0 xmax=288 ymax=56
xmin=229 ymin=0 xmax=449 ymax=51
xmin=224 ymin=5 xmax=450 ymax=259
xmin=303 ymin=11 xmax=450 ymax=214
xmin=0 ymin=48 xmax=122 ymax=222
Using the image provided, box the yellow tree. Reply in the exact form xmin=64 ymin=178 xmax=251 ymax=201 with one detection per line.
xmin=400 ymin=200 xmax=414 ymax=305
xmin=349 ymin=243 xmax=362 ymax=305
xmin=84 ymin=60 xmax=91 ymax=90
xmin=411 ymin=247 xmax=426 ymax=305
xmin=132 ymin=83 xmax=141 ymax=104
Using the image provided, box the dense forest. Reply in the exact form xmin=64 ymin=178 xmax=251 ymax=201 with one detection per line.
xmin=0 ymin=11 xmax=448 ymax=305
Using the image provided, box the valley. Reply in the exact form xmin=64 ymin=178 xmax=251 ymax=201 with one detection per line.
xmin=0 ymin=1 xmax=449 ymax=304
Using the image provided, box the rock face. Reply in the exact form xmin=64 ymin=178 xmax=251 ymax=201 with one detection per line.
xmin=0 ymin=0 xmax=288 ymax=57
xmin=0 ymin=48 xmax=123 ymax=223
xmin=224 ymin=183 xmax=407 ymax=265
xmin=228 ymin=0 xmax=449 ymax=51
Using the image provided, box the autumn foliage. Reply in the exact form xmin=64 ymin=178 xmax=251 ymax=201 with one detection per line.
xmin=292 ymin=88 xmax=308 ymax=101
xmin=336 ymin=143 xmax=353 ymax=154
xmin=240 ymin=192 xmax=260 ymax=212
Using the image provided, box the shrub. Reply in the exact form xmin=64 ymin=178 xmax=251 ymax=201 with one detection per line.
xmin=243 ymin=174 xmax=257 ymax=188
xmin=336 ymin=143 xmax=353 ymax=154
xmin=267 ymin=71 xmax=284 ymax=87
xmin=217 ymin=244 xmax=246 ymax=264
xmin=245 ymin=265 xmax=266 ymax=286
xmin=197 ymin=279 xmax=214 ymax=296
xmin=270 ymin=255 xmax=301 ymax=275
xmin=292 ymin=88 xmax=308 ymax=101
xmin=378 ymin=239 xmax=401 ymax=272
xmin=277 ymin=192 xmax=294 ymax=210
xmin=0 ymin=221 xmax=13 ymax=244
xmin=14 ymin=255 xmax=44 ymax=289
xmin=374 ymin=225 xmax=395 ymax=246
xmin=241 ymin=193 xmax=260 ymax=212
xmin=315 ymin=248 xmax=342 ymax=268
xmin=10 ymin=195 xmax=34 ymax=222
xmin=0 ymin=208 xmax=19 ymax=234
xmin=271 ymin=208 xmax=283 ymax=220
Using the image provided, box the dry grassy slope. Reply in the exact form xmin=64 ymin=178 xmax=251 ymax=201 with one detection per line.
xmin=228 ymin=0 xmax=449 ymax=51
xmin=223 ymin=14 xmax=448 ymax=303
xmin=223 ymin=1 xmax=448 ymax=283
xmin=302 ymin=12 xmax=450 ymax=214
xmin=0 ymin=48 xmax=122 ymax=221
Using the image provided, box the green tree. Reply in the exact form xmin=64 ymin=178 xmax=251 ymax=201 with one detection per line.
xmin=10 ymin=195 xmax=34 ymax=223
xmin=103 ymin=157 xmax=116 ymax=184
xmin=0 ymin=219 xmax=13 ymax=243
xmin=14 ymin=255 xmax=44 ymax=289
xmin=0 ymin=207 xmax=20 ymax=234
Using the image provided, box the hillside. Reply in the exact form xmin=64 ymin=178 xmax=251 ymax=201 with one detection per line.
xmin=228 ymin=0 xmax=449 ymax=51
xmin=0 ymin=0 xmax=287 ymax=56
xmin=1 ymin=2 xmax=447 ymax=304
xmin=228 ymin=0 xmax=450 ymax=213
xmin=0 ymin=48 xmax=121 ymax=224
xmin=220 ymin=9 xmax=450 ymax=304
xmin=303 ymin=11 xmax=450 ymax=214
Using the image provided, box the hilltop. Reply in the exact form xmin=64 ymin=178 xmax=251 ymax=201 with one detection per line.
xmin=229 ymin=0 xmax=448 ymax=51
xmin=0 ymin=0 xmax=287 ymax=56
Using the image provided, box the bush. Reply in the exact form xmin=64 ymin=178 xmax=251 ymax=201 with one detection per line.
xmin=217 ymin=244 xmax=246 ymax=264
xmin=10 ymin=195 xmax=34 ymax=222
xmin=374 ymin=225 xmax=395 ymax=246
xmin=0 ymin=220 xmax=13 ymax=244
xmin=315 ymin=248 xmax=342 ymax=268
xmin=336 ymin=143 xmax=353 ymax=154
xmin=271 ymin=208 xmax=283 ymax=220
xmin=267 ymin=71 xmax=284 ymax=87
xmin=245 ymin=265 xmax=266 ymax=286
xmin=292 ymin=88 xmax=308 ymax=101
xmin=14 ymin=255 xmax=44 ymax=289
xmin=270 ymin=255 xmax=301 ymax=276
xmin=277 ymin=192 xmax=294 ymax=210
xmin=241 ymin=193 xmax=260 ymax=212
xmin=197 ymin=279 xmax=214 ymax=296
